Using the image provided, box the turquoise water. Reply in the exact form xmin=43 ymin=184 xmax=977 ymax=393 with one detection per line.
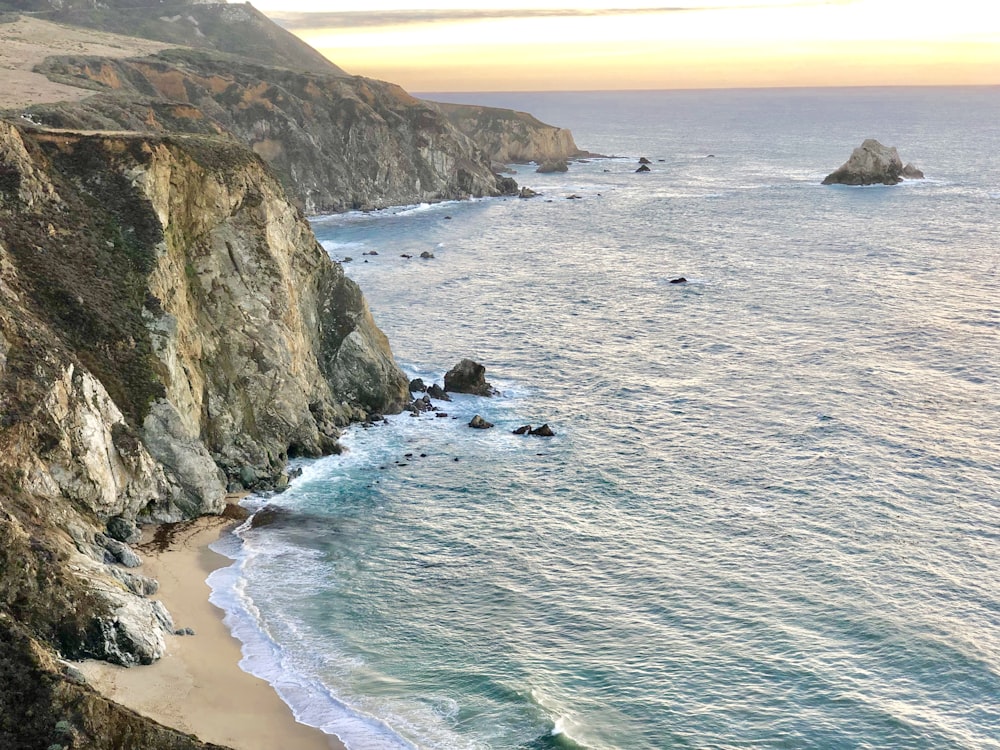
xmin=210 ymin=88 xmax=1000 ymax=750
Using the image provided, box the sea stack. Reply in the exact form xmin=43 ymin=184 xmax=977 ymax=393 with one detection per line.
xmin=822 ymin=139 xmax=925 ymax=186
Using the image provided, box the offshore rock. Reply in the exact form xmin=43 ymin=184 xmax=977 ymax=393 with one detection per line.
xmin=468 ymin=415 xmax=494 ymax=429
xmin=902 ymin=163 xmax=925 ymax=179
xmin=536 ymin=160 xmax=569 ymax=173
xmin=529 ymin=424 xmax=556 ymax=437
xmin=444 ymin=359 xmax=498 ymax=397
xmin=409 ymin=378 xmax=428 ymax=392
xmin=822 ymin=139 xmax=923 ymax=185
xmin=427 ymin=383 xmax=451 ymax=401
xmin=636 ymin=164 xmax=651 ymax=173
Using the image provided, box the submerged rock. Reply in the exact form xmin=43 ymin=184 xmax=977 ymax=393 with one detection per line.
xmin=669 ymin=277 xmax=687 ymax=284
xmin=638 ymin=157 xmax=652 ymax=164
xmin=513 ymin=425 xmax=532 ymax=435
xmin=635 ymin=164 xmax=651 ymax=173
xmin=822 ymin=139 xmax=924 ymax=185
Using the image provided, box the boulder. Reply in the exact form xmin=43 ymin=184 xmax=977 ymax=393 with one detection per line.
xmin=408 ymin=377 xmax=427 ymax=393
xmin=519 ymin=186 xmax=539 ymax=198
xmin=469 ymin=415 xmax=494 ymax=429
xmin=638 ymin=157 xmax=652 ymax=164
xmin=669 ymin=277 xmax=687 ymax=284
xmin=444 ymin=358 xmax=497 ymax=396
xmin=529 ymin=424 xmax=555 ymax=437
xmin=536 ymin=160 xmax=569 ymax=173
xmin=822 ymin=139 xmax=923 ymax=185
xmin=106 ymin=515 xmax=142 ymax=544
xmin=420 ymin=251 xmax=435 ymax=259
xmin=902 ymin=162 xmax=925 ymax=179
xmin=427 ymin=383 xmax=451 ymax=401
xmin=635 ymin=164 xmax=651 ymax=173
xmin=249 ymin=504 xmax=290 ymax=530
xmin=512 ymin=425 xmax=532 ymax=435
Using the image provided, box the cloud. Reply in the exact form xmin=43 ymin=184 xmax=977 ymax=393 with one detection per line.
xmin=269 ymin=3 xmax=853 ymax=31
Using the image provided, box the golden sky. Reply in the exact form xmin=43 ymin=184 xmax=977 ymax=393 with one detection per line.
xmin=261 ymin=1 xmax=1000 ymax=91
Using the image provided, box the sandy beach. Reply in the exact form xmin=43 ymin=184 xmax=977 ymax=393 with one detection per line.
xmin=78 ymin=505 xmax=345 ymax=750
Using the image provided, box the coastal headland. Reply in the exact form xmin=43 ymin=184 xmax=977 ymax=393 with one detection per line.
xmin=0 ymin=2 xmax=583 ymax=748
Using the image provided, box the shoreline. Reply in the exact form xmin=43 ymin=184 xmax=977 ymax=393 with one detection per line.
xmin=78 ymin=503 xmax=346 ymax=750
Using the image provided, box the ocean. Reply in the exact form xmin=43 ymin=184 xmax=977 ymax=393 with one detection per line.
xmin=208 ymin=88 xmax=1000 ymax=750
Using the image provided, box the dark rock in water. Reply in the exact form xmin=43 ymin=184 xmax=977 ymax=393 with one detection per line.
xmin=529 ymin=423 xmax=555 ymax=437
xmin=519 ymin=186 xmax=539 ymax=198
xmin=902 ymin=162 xmax=925 ymax=179
xmin=536 ymin=160 xmax=569 ymax=173
xmin=409 ymin=377 xmax=427 ymax=393
xmin=411 ymin=394 xmax=434 ymax=412
xmin=669 ymin=277 xmax=687 ymax=284
xmin=496 ymin=175 xmax=519 ymax=195
xmin=513 ymin=424 xmax=532 ymax=435
xmin=567 ymin=194 xmax=583 ymax=200
xmin=444 ymin=358 xmax=498 ymax=396
xmin=658 ymin=159 xmax=665 ymax=162
xmin=106 ymin=515 xmax=141 ymax=544
xmin=420 ymin=251 xmax=435 ymax=259
xmin=362 ymin=250 xmax=379 ymax=255
xmin=638 ymin=157 xmax=652 ymax=164
xmin=444 ymin=215 xmax=452 ymax=219
xmin=822 ymin=139 xmax=922 ymax=185
xmin=635 ymin=164 xmax=651 ymax=173
xmin=427 ymin=383 xmax=451 ymax=401
xmin=436 ymin=412 xmax=449 ymax=418
xmin=469 ymin=414 xmax=494 ymax=429
xmin=706 ymin=154 xmax=715 ymax=158
xmin=341 ymin=256 xmax=353 ymax=263
xmin=401 ymin=253 xmax=412 ymax=258
xmin=250 ymin=504 xmax=290 ymax=529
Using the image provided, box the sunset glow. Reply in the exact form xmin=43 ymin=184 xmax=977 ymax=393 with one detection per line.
xmin=260 ymin=0 xmax=1000 ymax=91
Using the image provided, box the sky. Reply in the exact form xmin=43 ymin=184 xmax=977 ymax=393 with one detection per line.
xmin=258 ymin=0 xmax=1000 ymax=91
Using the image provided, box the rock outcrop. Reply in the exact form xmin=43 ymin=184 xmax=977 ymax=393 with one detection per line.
xmin=431 ymin=101 xmax=584 ymax=165
xmin=0 ymin=119 xmax=409 ymax=743
xmin=822 ymin=139 xmax=924 ymax=186
xmin=444 ymin=359 xmax=498 ymax=397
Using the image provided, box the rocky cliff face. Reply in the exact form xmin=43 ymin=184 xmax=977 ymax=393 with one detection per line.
xmin=0 ymin=119 xmax=408 ymax=745
xmin=430 ymin=101 xmax=584 ymax=166
xmin=27 ymin=51 xmax=518 ymax=213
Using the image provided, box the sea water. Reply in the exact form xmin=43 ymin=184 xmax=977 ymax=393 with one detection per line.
xmin=209 ymin=88 xmax=1000 ymax=750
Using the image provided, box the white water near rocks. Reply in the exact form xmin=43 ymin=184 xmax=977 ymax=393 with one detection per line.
xmin=210 ymin=88 xmax=1000 ymax=750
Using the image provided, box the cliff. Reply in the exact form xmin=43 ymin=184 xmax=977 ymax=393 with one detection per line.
xmin=0 ymin=119 xmax=408 ymax=746
xmin=431 ymin=101 xmax=584 ymax=166
xmin=26 ymin=50 xmax=518 ymax=212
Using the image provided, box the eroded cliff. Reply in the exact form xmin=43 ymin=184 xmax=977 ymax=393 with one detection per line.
xmin=27 ymin=50 xmax=519 ymax=212
xmin=431 ymin=101 xmax=584 ymax=166
xmin=0 ymin=120 xmax=408 ymax=747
